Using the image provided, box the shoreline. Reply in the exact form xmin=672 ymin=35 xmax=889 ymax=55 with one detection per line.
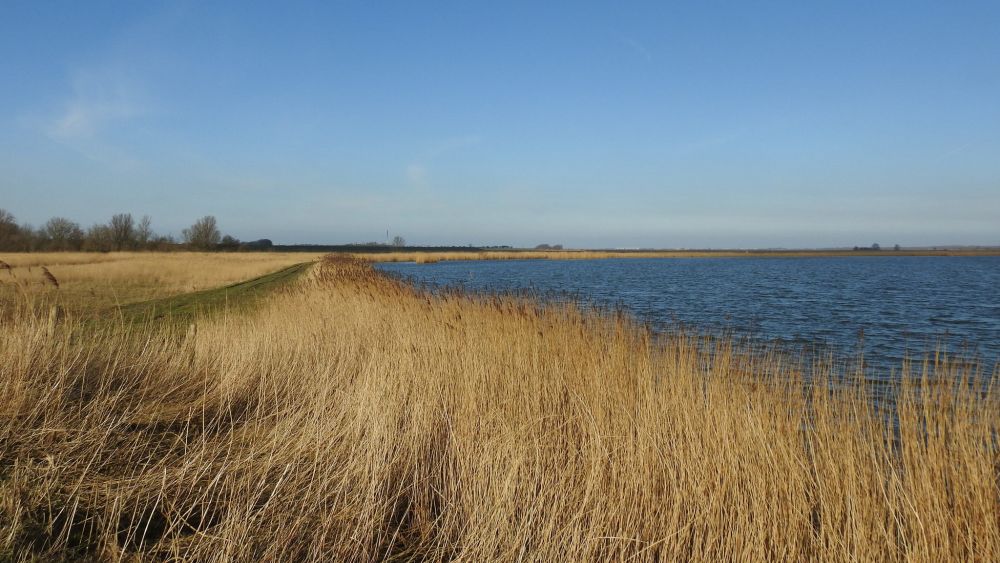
xmin=353 ymin=248 xmax=1000 ymax=263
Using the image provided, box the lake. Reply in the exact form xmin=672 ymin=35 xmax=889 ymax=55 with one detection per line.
xmin=378 ymin=256 xmax=1000 ymax=377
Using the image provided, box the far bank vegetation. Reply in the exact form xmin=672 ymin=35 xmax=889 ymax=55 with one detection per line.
xmin=0 ymin=208 xmax=271 ymax=253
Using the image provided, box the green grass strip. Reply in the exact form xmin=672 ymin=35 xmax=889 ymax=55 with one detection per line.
xmin=113 ymin=261 xmax=313 ymax=325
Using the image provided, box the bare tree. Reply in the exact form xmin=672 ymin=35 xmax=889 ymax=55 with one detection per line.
xmin=109 ymin=213 xmax=135 ymax=251
xmin=391 ymin=235 xmax=406 ymax=247
xmin=43 ymin=217 xmax=84 ymax=251
xmin=0 ymin=208 xmax=22 ymax=250
xmin=183 ymin=216 xmax=221 ymax=250
xmin=0 ymin=209 xmax=16 ymax=232
xmin=19 ymin=223 xmax=42 ymax=251
xmin=136 ymin=215 xmax=153 ymax=248
xmin=84 ymin=224 xmax=114 ymax=252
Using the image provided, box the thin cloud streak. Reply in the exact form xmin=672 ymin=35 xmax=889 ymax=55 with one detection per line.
xmin=21 ymin=67 xmax=149 ymax=171
xmin=405 ymin=135 xmax=482 ymax=187
xmin=406 ymin=163 xmax=427 ymax=186
xmin=45 ymin=68 xmax=147 ymax=140
xmin=614 ymin=33 xmax=652 ymax=61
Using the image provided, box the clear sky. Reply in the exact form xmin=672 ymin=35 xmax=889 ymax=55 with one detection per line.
xmin=2 ymin=1 xmax=998 ymax=248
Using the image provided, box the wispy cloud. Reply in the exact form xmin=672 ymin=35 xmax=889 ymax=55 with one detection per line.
xmin=45 ymin=68 xmax=146 ymax=140
xmin=26 ymin=67 xmax=150 ymax=169
xmin=406 ymin=163 xmax=427 ymax=186
xmin=405 ymin=135 xmax=481 ymax=187
xmin=48 ymin=98 xmax=140 ymax=140
xmin=941 ymin=142 xmax=972 ymax=159
xmin=614 ymin=33 xmax=652 ymax=62
xmin=426 ymin=135 xmax=481 ymax=158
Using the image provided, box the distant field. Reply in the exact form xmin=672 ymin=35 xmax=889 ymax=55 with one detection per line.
xmin=0 ymin=251 xmax=323 ymax=316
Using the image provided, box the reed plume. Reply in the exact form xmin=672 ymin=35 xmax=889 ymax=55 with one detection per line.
xmin=40 ymin=266 xmax=59 ymax=288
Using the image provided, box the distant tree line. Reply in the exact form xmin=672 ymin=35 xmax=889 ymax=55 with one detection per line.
xmin=0 ymin=208 xmax=272 ymax=252
xmin=852 ymin=243 xmax=902 ymax=252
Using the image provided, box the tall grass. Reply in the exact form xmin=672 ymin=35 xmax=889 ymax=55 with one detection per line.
xmin=0 ymin=256 xmax=996 ymax=560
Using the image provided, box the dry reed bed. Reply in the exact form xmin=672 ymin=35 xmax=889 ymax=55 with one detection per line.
xmin=0 ymin=256 xmax=997 ymax=561
xmin=0 ymin=252 xmax=323 ymax=316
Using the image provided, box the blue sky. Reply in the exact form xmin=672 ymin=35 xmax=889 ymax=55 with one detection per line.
xmin=1 ymin=1 xmax=998 ymax=248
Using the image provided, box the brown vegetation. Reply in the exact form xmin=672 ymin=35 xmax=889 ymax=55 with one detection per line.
xmin=0 ymin=255 xmax=997 ymax=560
xmin=0 ymin=252 xmax=323 ymax=317
xmin=39 ymin=267 xmax=58 ymax=289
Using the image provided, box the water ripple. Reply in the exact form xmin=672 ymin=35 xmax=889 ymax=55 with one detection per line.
xmin=379 ymin=256 xmax=1000 ymax=377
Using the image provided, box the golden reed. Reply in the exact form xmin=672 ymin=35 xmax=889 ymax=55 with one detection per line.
xmin=0 ymin=255 xmax=996 ymax=560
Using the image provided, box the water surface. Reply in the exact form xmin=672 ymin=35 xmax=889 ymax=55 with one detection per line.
xmin=378 ymin=256 xmax=1000 ymax=377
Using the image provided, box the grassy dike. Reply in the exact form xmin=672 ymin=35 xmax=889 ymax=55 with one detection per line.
xmin=114 ymin=261 xmax=313 ymax=325
xmin=1 ymin=255 xmax=997 ymax=561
